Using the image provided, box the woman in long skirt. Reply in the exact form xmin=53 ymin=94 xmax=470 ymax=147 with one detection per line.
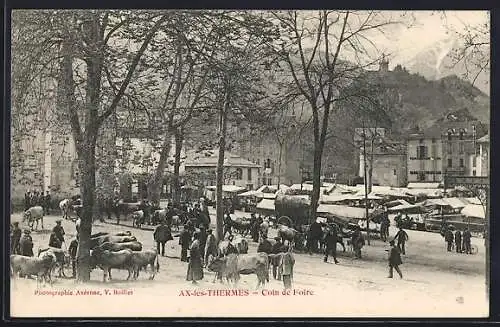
xmin=187 ymin=231 xmax=204 ymax=284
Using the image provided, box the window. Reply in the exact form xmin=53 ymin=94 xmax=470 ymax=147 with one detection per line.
xmin=448 ymin=159 xmax=452 ymax=168
xmin=473 ymin=170 xmax=477 ymax=176
xmin=447 ymin=143 xmax=452 ymax=154
xmin=256 ymin=158 xmax=260 ymax=165
xmin=459 ymin=130 xmax=464 ymax=140
xmin=247 ymin=168 xmax=252 ymax=181
xmin=473 ymin=156 xmax=477 ymax=168
xmin=393 ymin=169 xmax=397 ymax=176
xmin=267 ymin=178 xmax=272 ymax=185
xmin=459 ymin=142 xmax=464 ymax=154
xmin=419 ymin=139 xmax=424 ymax=144
xmin=447 ymin=131 xmax=452 ymax=141
xmin=235 ymin=168 xmax=243 ymax=180
xmin=431 ymin=138 xmax=436 ymax=143
xmin=417 ymin=145 xmax=427 ymax=159
xmin=460 ymin=158 xmax=464 ymax=167
xmin=265 ymin=158 xmax=271 ymax=169
xmin=417 ymin=172 xmax=425 ymax=181
xmin=431 ymin=144 xmax=437 ymax=158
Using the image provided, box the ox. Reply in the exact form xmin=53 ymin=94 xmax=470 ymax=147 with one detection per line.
xmin=130 ymin=249 xmax=160 ymax=280
xmin=208 ymin=253 xmax=269 ymax=289
xmin=11 ymin=253 xmax=57 ymax=286
xmin=23 ymin=206 xmax=44 ymax=230
xmin=89 ymin=248 xmax=134 ymax=282
xmin=98 ymin=241 xmax=143 ymax=252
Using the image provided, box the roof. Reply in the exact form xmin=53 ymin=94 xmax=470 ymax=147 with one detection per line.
xmin=407 ymin=182 xmax=441 ymax=189
xmin=184 ymin=151 xmax=261 ymax=168
xmin=423 ymin=197 xmax=467 ymax=209
xmin=461 ymin=204 xmax=485 ymax=219
xmin=317 ymin=204 xmax=374 ymax=220
xmin=205 ymin=185 xmax=246 ymax=193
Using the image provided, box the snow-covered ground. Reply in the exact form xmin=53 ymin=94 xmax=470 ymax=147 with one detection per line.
xmin=10 ymin=210 xmax=488 ymax=318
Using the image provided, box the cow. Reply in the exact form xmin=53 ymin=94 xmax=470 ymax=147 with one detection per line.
xmin=277 ymin=225 xmax=305 ymax=251
xmin=11 ymin=253 xmax=57 ymax=286
xmin=59 ymin=199 xmax=71 ymax=220
xmin=90 ymin=235 xmax=137 ymax=249
xmin=217 ymin=240 xmax=243 ymax=257
xmin=227 ymin=218 xmax=252 ymax=236
xmin=129 ymin=249 xmax=160 ymax=280
xmin=91 ymin=232 xmax=109 ymax=238
xmin=89 ymin=248 xmax=134 ymax=282
xmin=259 ymin=220 xmax=270 ymax=239
xmin=38 ymin=247 xmax=70 ymax=278
xmin=207 ymin=253 xmax=269 ymax=289
xmin=233 ymin=236 xmax=249 ymax=254
xmin=90 ymin=231 xmax=132 ymax=238
xmin=23 ymin=206 xmax=44 ymax=230
xmin=132 ymin=210 xmax=144 ymax=228
xmin=98 ymin=241 xmax=143 ymax=252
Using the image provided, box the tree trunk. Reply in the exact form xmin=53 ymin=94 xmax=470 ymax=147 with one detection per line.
xmin=368 ymin=137 xmax=375 ymax=194
xmin=277 ymin=143 xmax=283 ymax=190
xmin=76 ymin=139 xmax=97 ymax=282
xmin=148 ymin=131 xmax=171 ymax=204
xmin=309 ymin=142 xmax=322 ymax=224
xmin=172 ymin=128 xmax=184 ymax=206
xmin=215 ymin=89 xmax=229 ymax=243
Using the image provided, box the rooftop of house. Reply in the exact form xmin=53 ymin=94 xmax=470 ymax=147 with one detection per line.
xmin=184 ymin=150 xmax=262 ymax=168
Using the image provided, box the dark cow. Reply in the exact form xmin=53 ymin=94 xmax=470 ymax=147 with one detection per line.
xmin=277 ymin=225 xmax=305 ymax=250
xmin=38 ymin=247 xmax=69 ymax=278
xmin=23 ymin=206 xmax=44 ymax=230
xmin=208 ymin=253 xmax=269 ymax=289
xmin=11 ymin=253 xmax=57 ymax=286
xmin=98 ymin=241 xmax=143 ymax=252
xmin=89 ymin=248 xmax=134 ymax=282
xmin=90 ymin=231 xmax=132 ymax=238
xmin=130 ymin=249 xmax=160 ymax=280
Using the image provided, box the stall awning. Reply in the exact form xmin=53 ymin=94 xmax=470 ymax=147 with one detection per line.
xmin=461 ymin=204 xmax=485 ymax=219
xmin=407 ymin=182 xmax=441 ymax=189
xmin=256 ymin=198 xmax=275 ymax=211
xmin=317 ymin=204 xmax=374 ymax=220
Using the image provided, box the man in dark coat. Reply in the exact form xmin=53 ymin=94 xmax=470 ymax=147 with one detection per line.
xmin=179 ymin=225 xmax=192 ymax=262
xmin=44 ymin=191 xmax=51 ymax=215
xmin=352 ymin=227 xmax=365 ymax=259
xmin=198 ymin=225 xmax=208 ymax=259
xmin=52 ymin=220 xmax=65 ymax=246
xmin=19 ymin=229 xmax=34 ymax=257
xmin=462 ymin=228 xmax=472 ymax=254
xmin=455 ymin=229 xmax=463 ymax=253
xmin=271 ymin=236 xmax=286 ymax=280
xmin=323 ymin=226 xmax=339 ymax=264
xmin=387 ymin=240 xmax=403 ymax=278
xmin=11 ymin=222 xmax=22 ymax=254
xmin=186 ymin=231 xmax=203 ymax=284
xmin=380 ymin=213 xmax=390 ymax=242
xmin=394 ymin=226 xmax=409 ymax=255
xmin=49 ymin=231 xmax=63 ymax=248
xmin=250 ymin=214 xmax=259 ymax=242
xmin=444 ymin=227 xmax=454 ymax=252
xmin=24 ymin=191 xmax=31 ymax=211
xmin=308 ymin=220 xmax=323 ymax=253
xmin=154 ymin=220 xmax=173 ymax=256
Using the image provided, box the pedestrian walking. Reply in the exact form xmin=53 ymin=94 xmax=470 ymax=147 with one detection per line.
xmin=352 ymin=226 xmax=365 ymax=259
xmin=323 ymin=226 xmax=339 ymax=264
xmin=280 ymin=251 xmax=295 ymax=290
xmin=394 ymin=227 xmax=409 ymax=255
xmin=179 ymin=224 xmax=191 ymax=262
xmin=186 ymin=231 xmax=204 ymax=284
xmin=10 ymin=222 xmax=22 ymax=254
xmin=444 ymin=227 xmax=454 ymax=252
xmin=463 ymin=228 xmax=472 ymax=254
xmin=52 ymin=219 xmax=65 ymax=247
xmin=154 ymin=220 xmax=173 ymax=256
xmin=455 ymin=229 xmax=463 ymax=253
xmin=44 ymin=191 xmax=51 ymax=215
xmin=387 ymin=240 xmax=403 ymax=279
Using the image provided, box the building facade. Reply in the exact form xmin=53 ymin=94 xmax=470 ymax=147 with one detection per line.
xmin=407 ymin=127 xmax=444 ymax=183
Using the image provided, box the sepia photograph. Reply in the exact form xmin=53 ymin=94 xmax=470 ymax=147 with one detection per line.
xmin=9 ymin=9 xmax=490 ymax=318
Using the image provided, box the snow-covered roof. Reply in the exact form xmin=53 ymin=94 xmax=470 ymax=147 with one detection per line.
xmin=461 ymin=204 xmax=485 ymax=219
xmin=205 ymin=185 xmax=246 ymax=193
xmin=407 ymin=182 xmax=441 ymax=189
xmin=256 ymin=198 xmax=275 ymax=211
xmin=185 ymin=151 xmax=261 ymax=168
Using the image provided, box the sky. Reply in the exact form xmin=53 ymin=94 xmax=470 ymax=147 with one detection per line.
xmin=373 ymin=10 xmax=489 ymax=68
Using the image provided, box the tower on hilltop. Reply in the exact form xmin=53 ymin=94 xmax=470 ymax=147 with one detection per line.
xmin=379 ymin=53 xmax=389 ymax=72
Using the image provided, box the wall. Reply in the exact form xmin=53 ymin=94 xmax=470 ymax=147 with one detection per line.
xmin=407 ymin=138 xmax=443 ymax=182
xmin=185 ymin=165 xmax=260 ymax=190
xmin=371 ymin=154 xmax=408 ymax=187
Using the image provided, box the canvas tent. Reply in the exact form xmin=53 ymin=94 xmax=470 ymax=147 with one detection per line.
xmin=461 ymin=204 xmax=485 ymax=219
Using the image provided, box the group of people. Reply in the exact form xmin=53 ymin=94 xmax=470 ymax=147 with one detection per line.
xmin=444 ymin=226 xmax=473 ymax=254
xmin=24 ymin=190 xmax=51 ymax=214
xmin=10 ymin=218 xmax=80 ymax=278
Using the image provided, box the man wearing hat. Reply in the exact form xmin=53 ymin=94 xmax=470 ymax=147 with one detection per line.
xmin=179 ymin=224 xmax=192 ymax=262
xmin=10 ymin=222 xmax=22 ymax=254
xmin=271 ymin=236 xmax=286 ymax=280
xmin=52 ymin=219 xmax=66 ymax=247
xmin=394 ymin=226 xmax=409 ymax=255
xmin=323 ymin=225 xmax=339 ymax=264
xmin=19 ymin=229 xmax=34 ymax=257
xmin=204 ymin=228 xmax=217 ymax=267
xmin=462 ymin=227 xmax=472 ymax=254
xmin=186 ymin=231 xmax=203 ymax=284
xmin=387 ymin=240 xmax=403 ymax=279
xmin=154 ymin=219 xmax=173 ymax=257
xmin=444 ymin=225 xmax=454 ymax=252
